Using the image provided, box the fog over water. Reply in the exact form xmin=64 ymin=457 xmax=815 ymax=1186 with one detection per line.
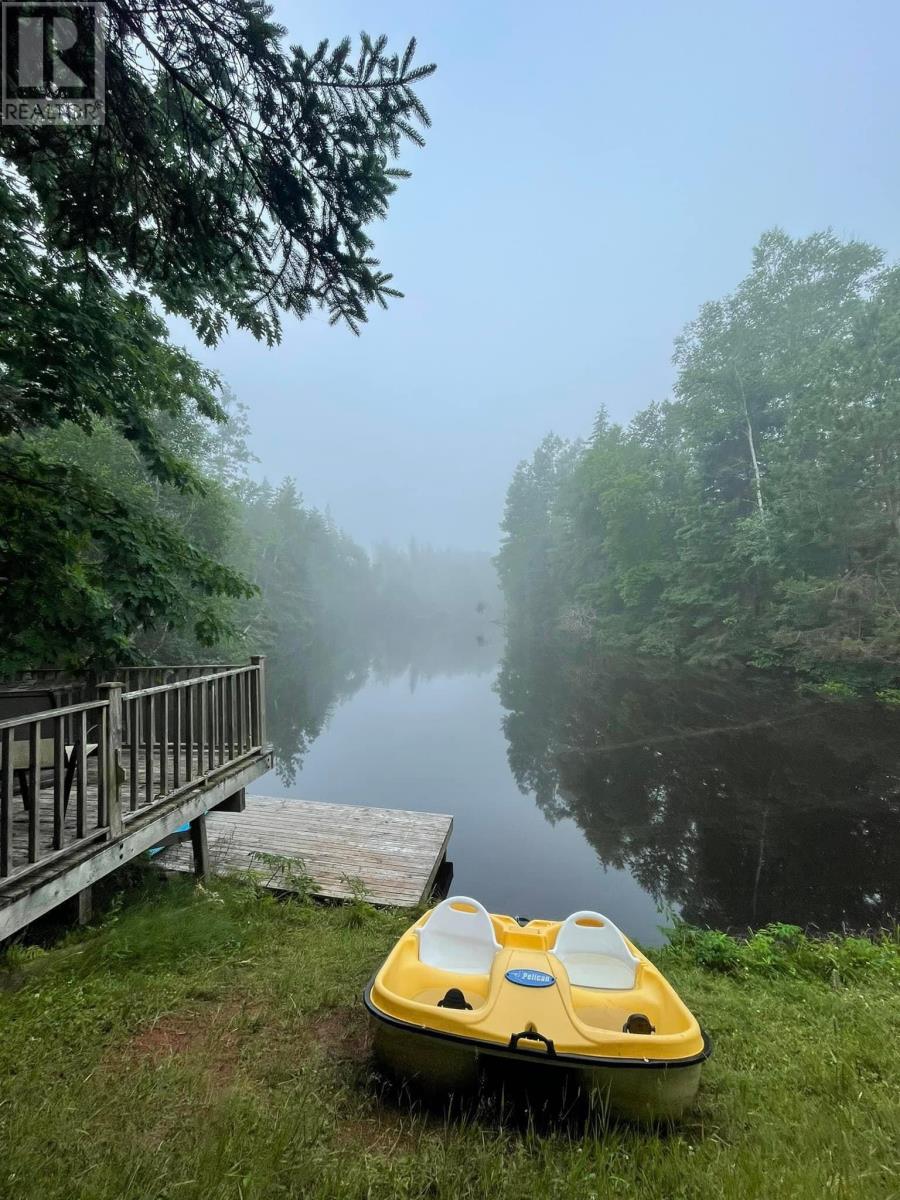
xmin=172 ymin=0 xmax=900 ymax=551
xmin=157 ymin=0 xmax=900 ymax=936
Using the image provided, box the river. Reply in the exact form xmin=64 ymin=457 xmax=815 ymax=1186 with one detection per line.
xmin=250 ymin=636 xmax=900 ymax=944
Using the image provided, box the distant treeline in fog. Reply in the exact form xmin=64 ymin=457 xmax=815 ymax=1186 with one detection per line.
xmin=497 ymin=230 xmax=900 ymax=691
xmin=26 ymin=397 xmax=500 ymax=681
xmin=18 ymin=389 xmax=500 ymax=777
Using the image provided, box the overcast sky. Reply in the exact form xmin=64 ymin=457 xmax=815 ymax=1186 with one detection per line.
xmin=174 ymin=0 xmax=900 ymax=552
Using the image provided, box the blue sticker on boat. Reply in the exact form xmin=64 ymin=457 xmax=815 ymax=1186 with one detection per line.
xmin=505 ymin=968 xmax=556 ymax=988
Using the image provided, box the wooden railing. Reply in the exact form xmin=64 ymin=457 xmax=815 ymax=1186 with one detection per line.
xmin=16 ymin=664 xmax=240 ymax=708
xmin=115 ymin=664 xmax=237 ymax=691
xmin=0 ymin=658 xmax=266 ymax=882
xmin=119 ymin=660 xmax=266 ymax=817
xmin=0 ymin=696 xmax=111 ymax=878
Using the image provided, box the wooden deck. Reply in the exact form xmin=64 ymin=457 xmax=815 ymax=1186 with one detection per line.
xmin=157 ymin=794 xmax=454 ymax=907
xmin=0 ymin=752 xmax=272 ymax=937
xmin=3 ymin=746 xmax=248 ymax=875
xmin=1 ymin=660 xmax=273 ymax=940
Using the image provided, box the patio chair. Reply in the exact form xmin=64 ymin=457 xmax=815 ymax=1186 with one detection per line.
xmin=0 ymin=690 xmax=99 ymax=814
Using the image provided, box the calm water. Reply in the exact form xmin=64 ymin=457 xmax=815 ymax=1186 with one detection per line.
xmin=251 ymin=642 xmax=900 ymax=945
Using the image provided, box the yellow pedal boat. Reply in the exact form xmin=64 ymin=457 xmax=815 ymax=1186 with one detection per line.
xmin=364 ymin=897 xmax=711 ymax=1121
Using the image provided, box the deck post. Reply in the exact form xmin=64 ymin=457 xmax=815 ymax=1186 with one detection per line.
xmin=250 ymin=654 xmax=267 ymax=745
xmin=97 ymin=681 xmax=124 ymax=837
xmin=77 ymin=886 xmax=93 ymax=925
xmin=190 ymin=813 xmax=210 ymax=878
xmin=213 ymin=788 xmax=245 ymax=814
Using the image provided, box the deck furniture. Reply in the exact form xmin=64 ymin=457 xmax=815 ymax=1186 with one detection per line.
xmin=9 ymin=736 xmax=99 ymax=813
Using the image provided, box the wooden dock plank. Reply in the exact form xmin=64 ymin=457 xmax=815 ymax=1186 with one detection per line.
xmin=156 ymin=794 xmax=453 ymax=907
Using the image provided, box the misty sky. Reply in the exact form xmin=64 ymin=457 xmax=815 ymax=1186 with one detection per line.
xmin=174 ymin=0 xmax=900 ymax=551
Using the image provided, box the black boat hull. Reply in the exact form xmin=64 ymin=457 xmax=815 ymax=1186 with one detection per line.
xmin=365 ymin=984 xmax=709 ymax=1122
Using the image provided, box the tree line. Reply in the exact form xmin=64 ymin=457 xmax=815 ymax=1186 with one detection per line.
xmin=17 ymin=394 xmax=499 ymax=776
xmin=22 ymin=393 xmax=498 ymax=658
xmin=1 ymin=4 xmax=435 ymax=674
xmin=497 ymin=230 xmax=900 ymax=690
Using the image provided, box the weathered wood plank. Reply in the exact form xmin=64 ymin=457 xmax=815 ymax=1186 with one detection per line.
xmin=97 ymin=705 xmax=108 ymax=830
xmin=144 ymin=693 xmax=155 ymax=806
xmin=207 ymin=680 xmax=215 ymax=772
xmin=1 ymin=728 xmax=12 ymax=877
xmin=174 ymin=688 xmax=183 ymax=789
xmin=235 ymin=674 xmax=244 ymax=754
xmin=217 ymin=676 xmax=226 ymax=767
xmin=157 ymin=795 xmax=453 ymax=907
xmin=53 ymin=716 xmax=64 ymax=850
xmin=76 ymin=710 xmax=87 ymax=840
xmin=185 ymin=687 xmax=194 ymax=784
xmin=227 ymin=674 xmax=235 ymax=759
xmin=160 ymin=691 xmax=169 ymax=796
xmin=0 ymin=745 xmax=272 ymax=892
xmin=198 ymin=683 xmax=207 ymax=778
xmin=28 ymin=722 xmax=39 ymax=862
xmin=129 ymin=697 xmax=140 ymax=812
xmin=0 ymin=663 xmax=269 ymax=937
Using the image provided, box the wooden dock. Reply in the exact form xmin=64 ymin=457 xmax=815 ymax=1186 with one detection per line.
xmin=156 ymin=794 xmax=453 ymax=907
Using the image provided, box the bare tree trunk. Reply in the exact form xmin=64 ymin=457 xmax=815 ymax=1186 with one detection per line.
xmin=735 ymin=367 xmax=766 ymax=521
xmin=745 ymin=411 xmax=766 ymax=520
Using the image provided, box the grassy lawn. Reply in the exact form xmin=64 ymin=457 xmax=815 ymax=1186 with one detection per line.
xmin=1 ymin=873 xmax=898 ymax=1200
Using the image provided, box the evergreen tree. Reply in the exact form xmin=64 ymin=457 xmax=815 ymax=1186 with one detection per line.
xmin=0 ymin=3 xmax=435 ymax=670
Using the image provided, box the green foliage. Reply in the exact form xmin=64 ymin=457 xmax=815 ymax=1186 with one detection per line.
xmin=248 ymin=851 xmax=319 ymax=903
xmin=494 ymin=433 xmax=583 ymax=636
xmin=3 ymin=9 xmax=435 ymax=363
xmin=498 ymin=230 xmax=900 ymax=689
xmin=801 ymin=680 xmax=859 ymax=700
xmin=1 ymin=942 xmax=47 ymax=967
xmin=234 ymin=476 xmax=375 ymax=780
xmin=0 ymin=176 xmax=224 ymax=480
xmin=496 ymin=644 xmax=900 ymax=932
xmin=663 ymin=922 xmax=900 ymax=984
xmin=338 ymin=874 xmax=378 ymax=927
xmin=0 ymin=438 xmax=254 ymax=673
xmin=55 ymin=409 xmax=500 ymax=780
xmin=1 ymin=4 xmax=435 ymax=670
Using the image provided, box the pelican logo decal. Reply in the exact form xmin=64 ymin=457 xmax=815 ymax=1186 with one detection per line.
xmin=505 ymin=968 xmax=556 ymax=988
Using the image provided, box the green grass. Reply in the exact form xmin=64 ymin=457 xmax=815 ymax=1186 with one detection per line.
xmin=1 ymin=873 xmax=899 ymax=1200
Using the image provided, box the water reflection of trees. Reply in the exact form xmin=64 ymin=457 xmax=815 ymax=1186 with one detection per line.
xmin=266 ymin=640 xmax=371 ymax=784
xmin=497 ymin=639 xmax=900 ymax=932
xmin=266 ymin=620 xmax=501 ymax=784
xmin=264 ymin=543 xmax=503 ymax=782
xmin=369 ymin=618 xmax=500 ymax=690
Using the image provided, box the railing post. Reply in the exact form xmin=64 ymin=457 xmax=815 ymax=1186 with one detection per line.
xmin=250 ymin=654 xmax=267 ymax=745
xmin=98 ymin=681 xmax=124 ymax=838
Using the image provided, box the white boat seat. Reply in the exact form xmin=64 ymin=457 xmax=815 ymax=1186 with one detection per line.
xmin=416 ymin=896 xmax=501 ymax=976
xmin=550 ymin=911 xmax=640 ymax=990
